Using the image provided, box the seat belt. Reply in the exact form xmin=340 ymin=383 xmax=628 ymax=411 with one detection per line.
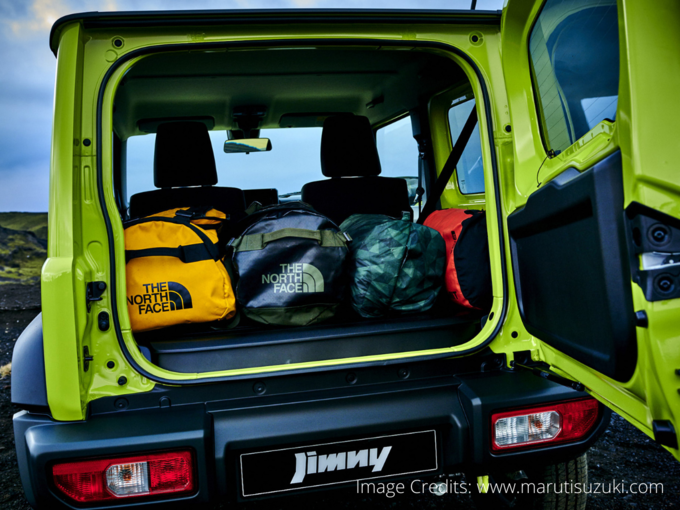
xmin=414 ymin=137 xmax=428 ymax=218
xmin=417 ymin=107 xmax=479 ymax=224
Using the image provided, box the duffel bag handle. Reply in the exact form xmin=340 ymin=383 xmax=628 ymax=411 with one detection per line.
xmin=231 ymin=228 xmax=350 ymax=252
xmin=125 ymin=243 xmax=218 ymax=264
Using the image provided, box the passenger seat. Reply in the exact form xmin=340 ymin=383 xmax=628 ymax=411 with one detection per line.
xmin=301 ymin=116 xmax=411 ymax=226
xmin=128 ymin=121 xmax=246 ymax=219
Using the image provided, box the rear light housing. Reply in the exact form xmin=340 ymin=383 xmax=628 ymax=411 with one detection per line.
xmin=491 ymin=398 xmax=600 ymax=451
xmin=51 ymin=449 xmax=195 ymax=504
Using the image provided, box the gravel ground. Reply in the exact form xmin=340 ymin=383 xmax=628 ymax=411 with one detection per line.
xmin=1 ymin=283 xmax=678 ymax=509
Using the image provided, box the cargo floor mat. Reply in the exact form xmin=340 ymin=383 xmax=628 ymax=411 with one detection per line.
xmin=136 ymin=306 xmax=483 ymax=373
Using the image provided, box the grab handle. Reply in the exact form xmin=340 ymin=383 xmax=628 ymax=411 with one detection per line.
xmin=232 ymin=228 xmax=348 ymax=252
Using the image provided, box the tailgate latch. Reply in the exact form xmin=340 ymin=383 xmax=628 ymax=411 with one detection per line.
xmin=86 ymin=281 xmax=107 ymax=312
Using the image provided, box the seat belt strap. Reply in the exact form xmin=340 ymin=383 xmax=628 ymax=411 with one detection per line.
xmin=416 ymin=141 xmax=426 ymax=218
xmin=417 ymin=107 xmax=478 ymax=224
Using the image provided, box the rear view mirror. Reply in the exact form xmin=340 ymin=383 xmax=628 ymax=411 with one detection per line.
xmin=223 ymin=138 xmax=272 ymax=154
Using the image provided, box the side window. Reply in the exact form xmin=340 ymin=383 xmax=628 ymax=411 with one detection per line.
xmin=126 ymin=134 xmax=156 ymax=203
xmin=376 ymin=116 xmax=420 ymax=217
xmin=529 ymin=0 xmax=619 ymax=154
xmin=375 ymin=116 xmax=418 ymax=178
xmin=448 ymin=97 xmax=484 ymax=194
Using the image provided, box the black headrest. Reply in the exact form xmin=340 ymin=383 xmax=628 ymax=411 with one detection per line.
xmin=321 ymin=116 xmax=382 ymax=178
xmin=154 ymin=121 xmax=218 ymax=188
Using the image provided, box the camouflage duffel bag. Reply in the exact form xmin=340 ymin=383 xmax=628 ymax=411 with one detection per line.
xmin=339 ymin=213 xmax=446 ymax=318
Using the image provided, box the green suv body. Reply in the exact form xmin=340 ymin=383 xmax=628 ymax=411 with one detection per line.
xmin=11 ymin=1 xmax=680 ymax=508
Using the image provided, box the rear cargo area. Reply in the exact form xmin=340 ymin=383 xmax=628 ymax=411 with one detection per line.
xmin=135 ymin=304 xmax=484 ymax=372
xmin=112 ymin=45 xmax=492 ymax=374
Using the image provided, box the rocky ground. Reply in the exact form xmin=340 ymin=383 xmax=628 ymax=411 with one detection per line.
xmin=0 ymin=212 xmax=47 ymax=286
xmin=0 ymin=285 xmax=41 ymax=509
xmin=0 ymin=283 xmax=678 ymax=509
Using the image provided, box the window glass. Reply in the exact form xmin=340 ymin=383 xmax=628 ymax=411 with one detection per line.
xmin=448 ymin=98 xmax=484 ymax=194
xmin=126 ymin=128 xmax=322 ymax=202
xmin=126 ymin=134 xmax=155 ymax=202
xmin=376 ymin=116 xmax=420 ymax=218
xmin=529 ymin=0 xmax=619 ymax=153
xmin=376 ymin=116 xmax=418 ymax=178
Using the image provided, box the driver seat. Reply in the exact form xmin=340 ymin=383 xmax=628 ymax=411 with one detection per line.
xmin=128 ymin=121 xmax=246 ymax=219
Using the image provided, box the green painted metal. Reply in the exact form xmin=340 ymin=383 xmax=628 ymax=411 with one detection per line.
xmin=42 ymin=23 xmax=84 ymax=421
xmin=500 ymin=0 xmax=680 ymax=459
xmin=46 ymin=14 xmax=513 ymax=421
xmin=44 ymin=3 xmax=679 ymax=462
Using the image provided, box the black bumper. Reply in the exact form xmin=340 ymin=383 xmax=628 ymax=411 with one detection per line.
xmin=14 ymin=367 xmax=610 ymax=509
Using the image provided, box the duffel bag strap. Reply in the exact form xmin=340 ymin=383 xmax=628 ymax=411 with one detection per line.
xmin=175 ymin=206 xmax=212 ymax=219
xmin=125 ymin=243 xmax=219 ymax=264
xmin=175 ymin=206 xmax=229 ymax=222
xmin=231 ymin=228 xmax=350 ymax=252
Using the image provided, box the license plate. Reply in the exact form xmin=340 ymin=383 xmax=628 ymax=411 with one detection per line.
xmin=240 ymin=430 xmax=438 ymax=497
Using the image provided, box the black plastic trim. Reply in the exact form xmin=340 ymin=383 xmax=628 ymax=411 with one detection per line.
xmin=14 ymin=369 xmax=608 ymax=507
xmin=457 ymin=370 xmax=611 ymax=467
xmin=148 ymin=316 xmax=478 ymax=373
xmin=88 ymin=352 xmax=503 ymax=416
xmin=50 ymin=9 xmax=502 ymax=55
xmin=11 ymin=314 xmax=49 ymax=413
xmin=626 ymin=201 xmax=680 ymax=302
xmin=652 ymin=420 xmax=678 ymax=450
xmin=14 ymin=406 xmax=212 ymax=509
xmin=508 ymin=151 xmax=637 ymax=382
xmin=95 ymin=37 xmax=508 ymax=385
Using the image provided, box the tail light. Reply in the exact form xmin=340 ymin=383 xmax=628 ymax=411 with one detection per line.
xmin=52 ymin=450 xmax=195 ymax=503
xmin=491 ymin=398 xmax=600 ymax=451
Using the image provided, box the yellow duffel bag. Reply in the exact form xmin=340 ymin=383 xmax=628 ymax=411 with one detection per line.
xmin=124 ymin=207 xmax=236 ymax=332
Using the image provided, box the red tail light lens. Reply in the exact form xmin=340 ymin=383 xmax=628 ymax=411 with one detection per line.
xmin=491 ymin=398 xmax=600 ymax=451
xmin=52 ymin=450 xmax=195 ymax=503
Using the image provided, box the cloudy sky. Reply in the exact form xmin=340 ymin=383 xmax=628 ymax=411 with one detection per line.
xmin=0 ymin=0 xmax=504 ymax=212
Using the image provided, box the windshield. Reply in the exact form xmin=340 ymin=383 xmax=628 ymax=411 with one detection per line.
xmin=126 ymin=126 xmax=418 ymax=202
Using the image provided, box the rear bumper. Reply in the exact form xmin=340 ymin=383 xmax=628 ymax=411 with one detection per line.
xmin=14 ymin=368 xmax=609 ymax=509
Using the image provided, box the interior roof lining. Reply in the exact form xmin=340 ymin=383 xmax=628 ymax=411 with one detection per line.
xmin=113 ymin=46 xmax=466 ymax=139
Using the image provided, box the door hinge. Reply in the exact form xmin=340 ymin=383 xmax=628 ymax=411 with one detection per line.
xmin=86 ymin=281 xmax=107 ymax=312
xmin=626 ymin=202 xmax=680 ymax=302
xmin=511 ymin=360 xmax=586 ymax=392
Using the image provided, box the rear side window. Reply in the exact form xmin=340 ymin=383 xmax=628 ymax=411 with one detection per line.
xmin=529 ymin=0 xmax=620 ymax=154
xmin=448 ymin=97 xmax=484 ymax=195
xmin=375 ymin=116 xmax=418 ymax=178
xmin=376 ymin=116 xmax=420 ymax=218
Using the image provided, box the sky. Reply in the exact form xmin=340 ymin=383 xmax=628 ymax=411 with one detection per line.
xmin=0 ymin=0 xmax=504 ymax=212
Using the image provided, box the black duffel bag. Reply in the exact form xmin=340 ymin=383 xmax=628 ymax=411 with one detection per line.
xmin=228 ymin=202 xmax=350 ymax=326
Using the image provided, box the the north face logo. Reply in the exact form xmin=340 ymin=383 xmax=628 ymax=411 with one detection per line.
xmin=262 ymin=263 xmax=324 ymax=293
xmin=127 ymin=281 xmax=193 ymax=315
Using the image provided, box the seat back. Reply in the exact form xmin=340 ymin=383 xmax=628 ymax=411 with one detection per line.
xmin=244 ymin=189 xmax=279 ymax=208
xmin=301 ymin=116 xmax=411 ymax=225
xmin=129 ymin=187 xmax=246 ymax=219
xmin=128 ymin=121 xmax=245 ymax=218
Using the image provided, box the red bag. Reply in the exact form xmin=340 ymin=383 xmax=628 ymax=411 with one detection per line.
xmin=423 ymin=209 xmax=491 ymax=310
